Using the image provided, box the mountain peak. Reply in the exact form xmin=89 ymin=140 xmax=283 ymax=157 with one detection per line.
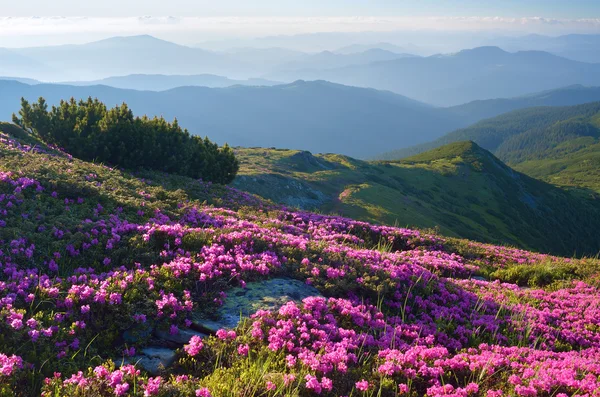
xmin=400 ymin=141 xmax=495 ymax=167
xmin=89 ymin=35 xmax=177 ymax=48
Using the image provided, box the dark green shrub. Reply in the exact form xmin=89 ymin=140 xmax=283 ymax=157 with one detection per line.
xmin=13 ymin=97 xmax=239 ymax=184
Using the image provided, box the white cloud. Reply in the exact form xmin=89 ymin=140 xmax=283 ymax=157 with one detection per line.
xmin=0 ymin=16 xmax=599 ymax=47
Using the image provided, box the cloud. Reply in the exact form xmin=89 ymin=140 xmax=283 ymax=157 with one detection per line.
xmin=0 ymin=16 xmax=599 ymax=47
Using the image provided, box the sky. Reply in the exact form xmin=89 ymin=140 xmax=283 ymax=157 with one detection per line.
xmin=2 ymin=0 xmax=600 ymax=19
xmin=0 ymin=0 xmax=599 ymax=47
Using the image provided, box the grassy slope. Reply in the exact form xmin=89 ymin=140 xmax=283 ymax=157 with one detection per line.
xmin=381 ymin=102 xmax=600 ymax=194
xmin=3 ymin=119 xmax=598 ymax=257
xmin=233 ymin=143 xmax=600 ymax=256
xmin=2 ymin=120 xmax=600 ymax=397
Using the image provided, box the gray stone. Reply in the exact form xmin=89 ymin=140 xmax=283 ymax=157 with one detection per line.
xmin=122 ymin=322 xmax=153 ymax=344
xmin=191 ymin=318 xmax=226 ymax=334
xmin=193 ymin=277 xmax=321 ymax=330
xmin=154 ymin=328 xmax=207 ymax=345
xmin=116 ymin=346 xmax=177 ymax=375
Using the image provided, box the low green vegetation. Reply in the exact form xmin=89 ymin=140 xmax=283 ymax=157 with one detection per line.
xmin=233 ymin=142 xmax=600 ymax=257
xmin=382 ymin=102 xmax=600 ymax=194
xmin=490 ymin=258 xmax=600 ymax=288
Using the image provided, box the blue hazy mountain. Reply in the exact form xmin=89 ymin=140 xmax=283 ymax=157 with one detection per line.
xmin=0 ymin=48 xmax=56 ymax=80
xmin=3 ymin=79 xmax=600 ymax=159
xmin=274 ymin=49 xmax=418 ymax=71
xmin=488 ymin=34 xmax=600 ymax=63
xmin=9 ymin=35 xmax=253 ymax=81
xmin=0 ymin=79 xmax=458 ymax=158
xmin=267 ymin=47 xmax=600 ymax=106
xmin=61 ymin=74 xmax=282 ymax=91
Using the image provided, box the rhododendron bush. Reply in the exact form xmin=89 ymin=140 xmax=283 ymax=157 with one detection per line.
xmin=0 ymin=131 xmax=598 ymax=396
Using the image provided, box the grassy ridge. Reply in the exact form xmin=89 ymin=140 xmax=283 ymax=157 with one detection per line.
xmin=380 ymin=102 xmax=600 ymax=194
xmin=233 ymin=142 xmax=600 ymax=256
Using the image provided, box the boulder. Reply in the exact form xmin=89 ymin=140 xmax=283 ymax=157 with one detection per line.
xmin=193 ymin=277 xmax=321 ymax=330
xmin=154 ymin=328 xmax=208 ymax=345
xmin=119 ymin=347 xmax=177 ymax=376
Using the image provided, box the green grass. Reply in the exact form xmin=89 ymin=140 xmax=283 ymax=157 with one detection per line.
xmin=233 ymin=142 xmax=600 ymax=257
xmin=514 ymin=141 xmax=600 ymax=194
xmin=382 ymin=102 xmax=600 ymax=195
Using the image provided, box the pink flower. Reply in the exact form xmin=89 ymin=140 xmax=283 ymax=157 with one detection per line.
xmin=321 ymin=377 xmax=333 ymax=392
xmin=238 ymin=344 xmax=249 ymax=356
xmin=356 ymin=380 xmax=369 ymax=391
xmin=266 ymin=381 xmax=276 ymax=391
xmin=196 ymin=388 xmax=212 ymax=397
xmin=184 ymin=336 xmax=204 ymax=357
xmin=114 ymin=383 xmax=130 ymax=396
xmin=143 ymin=377 xmax=162 ymax=396
xmin=305 ymin=375 xmax=322 ymax=394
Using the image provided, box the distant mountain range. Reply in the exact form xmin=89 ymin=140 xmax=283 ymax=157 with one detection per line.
xmin=487 ymin=34 xmax=600 ymax=64
xmin=233 ymin=142 xmax=600 ymax=256
xmin=61 ymin=74 xmax=282 ymax=91
xmin=3 ymin=34 xmax=599 ymax=105
xmin=275 ymin=49 xmax=417 ymax=71
xmin=438 ymin=84 xmax=600 ymax=127
xmin=3 ymin=80 xmax=600 ymax=159
xmin=334 ymin=42 xmax=410 ymax=55
xmin=0 ymin=79 xmax=452 ymax=158
xmin=267 ymin=46 xmax=600 ymax=106
xmin=381 ymin=101 xmax=600 ymax=194
xmin=3 ymin=35 xmax=251 ymax=81
xmin=0 ymin=35 xmax=417 ymax=82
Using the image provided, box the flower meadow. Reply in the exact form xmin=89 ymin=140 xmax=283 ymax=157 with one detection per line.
xmin=0 ymin=130 xmax=599 ymax=396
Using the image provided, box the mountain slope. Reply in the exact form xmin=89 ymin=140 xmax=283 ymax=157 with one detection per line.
xmin=383 ymin=102 xmax=600 ymax=193
xmin=232 ymin=142 xmax=600 ymax=256
xmin=443 ymin=85 xmax=600 ymax=125
xmin=0 ymin=79 xmax=462 ymax=159
xmin=267 ymin=47 xmax=600 ymax=106
xmin=7 ymin=79 xmax=600 ymax=159
xmin=1 ymin=121 xmax=599 ymax=396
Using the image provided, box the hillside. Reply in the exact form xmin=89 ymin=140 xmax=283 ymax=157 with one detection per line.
xmin=384 ymin=102 xmax=600 ymax=193
xmin=268 ymin=46 xmax=600 ymax=106
xmin=5 ymin=81 xmax=600 ymax=159
xmin=0 ymin=80 xmax=458 ymax=159
xmin=0 ymin=119 xmax=599 ymax=397
xmin=232 ymin=142 xmax=600 ymax=256
xmin=442 ymin=84 xmax=600 ymax=126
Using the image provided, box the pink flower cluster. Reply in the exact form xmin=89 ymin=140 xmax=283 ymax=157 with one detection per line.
xmin=0 ymin=136 xmax=599 ymax=396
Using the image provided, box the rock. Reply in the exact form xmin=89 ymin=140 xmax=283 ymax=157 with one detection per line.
xmin=116 ymin=346 xmax=177 ymax=375
xmin=191 ymin=318 xmax=226 ymax=334
xmin=122 ymin=322 xmax=154 ymax=344
xmin=193 ymin=277 xmax=321 ymax=330
xmin=154 ymin=328 xmax=207 ymax=345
